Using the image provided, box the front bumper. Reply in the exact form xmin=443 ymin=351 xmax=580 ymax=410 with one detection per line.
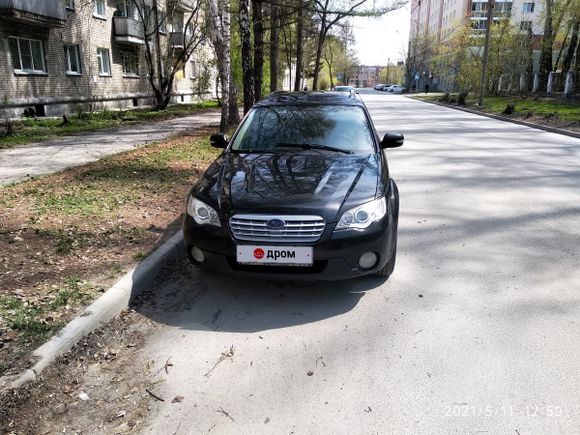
xmin=183 ymin=181 xmax=399 ymax=281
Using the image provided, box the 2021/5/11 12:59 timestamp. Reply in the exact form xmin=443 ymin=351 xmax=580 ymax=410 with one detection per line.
xmin=444 ymin=405 xmax=568 ymax=418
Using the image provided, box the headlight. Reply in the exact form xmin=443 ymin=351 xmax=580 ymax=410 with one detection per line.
xmin=187 ymin=196 xmax=221 ymax=227
xmin=335 ymin=197 xmax=386 ymax=230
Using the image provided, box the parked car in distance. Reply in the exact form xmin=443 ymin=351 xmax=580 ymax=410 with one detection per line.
xmin=183 ymin=91 xmax=404 ymax=281
xmin=386 ymin=85 xmax=406 ymax=94
xmin=381 ymin=84 xmax=394 ymax=91
xmin=333 ymin=85 xmax=356 ymax=97
xmin=374 ymin=84 xmax=385 ymax=91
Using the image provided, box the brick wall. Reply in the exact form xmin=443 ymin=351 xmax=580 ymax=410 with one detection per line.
xmin=0 ymin=0 xmax=210 ymax=116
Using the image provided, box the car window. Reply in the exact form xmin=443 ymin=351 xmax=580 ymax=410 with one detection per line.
xmin=334 ymin=87 xmax=352 ymax=92
xmin=230 ymin=105 xmax=375 ymax=154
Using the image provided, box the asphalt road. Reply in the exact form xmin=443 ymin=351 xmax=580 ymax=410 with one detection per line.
xmin=136 ymin=90 xmax=580 ymax=434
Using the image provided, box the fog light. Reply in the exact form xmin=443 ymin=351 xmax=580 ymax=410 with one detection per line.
xmin=358 ymin=252 xmax=378 ymax=269
xmin=191 ymin=247 xmax=205 ymax=263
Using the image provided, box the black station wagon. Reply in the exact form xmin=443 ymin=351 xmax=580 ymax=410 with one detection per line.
xmin=183 ymin=92 xmax=403 ymax=280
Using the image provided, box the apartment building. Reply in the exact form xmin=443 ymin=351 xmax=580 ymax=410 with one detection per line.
xmin=348 ymin=65 xmax=386 ymax=87
xmin=410 ymin=0 xmax=544 ymax=42
xmin=0 ymin=0 xmax=211 ymax=117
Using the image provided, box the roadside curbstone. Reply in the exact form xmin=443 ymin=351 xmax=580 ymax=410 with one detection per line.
xmin=0 ymin=231 xmax=184 ymax=393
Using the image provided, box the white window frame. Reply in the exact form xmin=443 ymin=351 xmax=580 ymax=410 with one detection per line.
xmin=121 ymin=50 xmax=139 ymax=77
xmin=64 ymin=44 xmax=82 ymax=75
xmin=522 ymin=2 xmax=535 ymax=13
xmin=94 ymin=0 xmax=106 ymax=18
xmin=8 ymin=37 xmax=47 ymax=75
xmin=96 ymin=47 xmax=111 ymax=76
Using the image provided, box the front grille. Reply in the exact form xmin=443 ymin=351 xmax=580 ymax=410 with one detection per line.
xmin=229 ymin=214 xmax=326 ymax=243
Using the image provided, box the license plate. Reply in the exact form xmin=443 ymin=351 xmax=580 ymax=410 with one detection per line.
xmin=236 ymin=245 xmax=313 ymax=266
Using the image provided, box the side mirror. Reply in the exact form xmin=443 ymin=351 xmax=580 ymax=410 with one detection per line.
xmin=210 ymin=133 xmax=228 ymax=149
xmin=380 ymin=132 xmax=404 ymax=149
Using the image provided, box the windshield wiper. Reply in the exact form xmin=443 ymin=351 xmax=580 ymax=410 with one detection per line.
xmin=275 ymin=143 xmax=353 ymax=154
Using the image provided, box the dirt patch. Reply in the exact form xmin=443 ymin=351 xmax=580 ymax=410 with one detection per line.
xmin=0 ymin=129 xmax=219 ymax=377
xmin=0 ymin=309 xmax=160 ymax=433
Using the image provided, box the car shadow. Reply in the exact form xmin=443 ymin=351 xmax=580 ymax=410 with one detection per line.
xmin=131 ymin=257 xmax=386 ymax=333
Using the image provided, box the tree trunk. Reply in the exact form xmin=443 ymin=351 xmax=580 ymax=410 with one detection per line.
xmin=312 ymin=13 xmax=327 ymax=91
xmin=328 ymin=60 xmax=334 ymax=89
xmin=239 ymin=0 xmax=253 ymax=114
xmin=294 ymin=6 xmax=304 ymax=91
xmin=270 ymin=5 xmax=279 ymax=92
xmin=252 ymin=0 xmax=264 ymax=101
xmin=228 ymin=68 xmax=241 ymax=125
xmin=563 ymin=21 xmax=579 ymax=74
xmin=207 ymin=0 xmax=231 ymax=131
xmin=575 ymin=38 xmax=580 ymax=93
xmin=538 ymin=0 xmax=553 ymax=90
xmin=152 ymin=0 xmax=165 ymax=110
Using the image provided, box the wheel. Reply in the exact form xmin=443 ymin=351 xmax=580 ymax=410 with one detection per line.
xmin=375 ymin=234 xmax=397 ymax=278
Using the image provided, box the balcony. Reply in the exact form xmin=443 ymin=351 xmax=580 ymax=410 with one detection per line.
xmin=114 ymin=17 xmax=145 ymax=45
xmin=0 ymin=0 xmax=66 ymax=27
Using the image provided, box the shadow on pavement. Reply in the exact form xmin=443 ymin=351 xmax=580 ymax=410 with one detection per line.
xmin=132 ymin=257 xmax=384 ymax=333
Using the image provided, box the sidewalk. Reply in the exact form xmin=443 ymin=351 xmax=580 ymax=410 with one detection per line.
xmin=0 ymin=110 xmax=221 ymax=185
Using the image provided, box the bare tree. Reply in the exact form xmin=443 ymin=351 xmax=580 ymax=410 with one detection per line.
xmin=253 ymin=0 xmax=265 ymax=101
xmin=128 ymin=0 xmax=206 ymax=110
xmin=239 ymin=0 xmax=253 ymax=113
xmin=207 ymin=0 xmax=234 ymax=130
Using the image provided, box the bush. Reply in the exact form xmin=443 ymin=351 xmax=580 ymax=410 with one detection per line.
xmin=439 ymin=93 xmax=450 ymax=103
xmin=319 ymin=78 xmax=329 ymax=91
xmin=457 ymin=92 xmax=468 ymax=106
xmin=502 ymin=104 xmax=515 ymax=115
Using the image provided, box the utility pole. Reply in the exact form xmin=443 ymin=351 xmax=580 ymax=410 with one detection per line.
xmin=387 ymin=58 xmax=391 ymax=83
xmin=478 ymin=0 xmax=495 ymax=106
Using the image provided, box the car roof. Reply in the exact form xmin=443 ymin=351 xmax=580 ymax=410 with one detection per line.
xmin=255 ymin=91 xmax=364 ymax=108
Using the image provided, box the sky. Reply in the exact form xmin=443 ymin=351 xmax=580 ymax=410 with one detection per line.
xmin=351 ymin=3 xmax=411 ymax=66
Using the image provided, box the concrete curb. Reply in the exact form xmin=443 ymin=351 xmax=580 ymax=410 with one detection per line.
xmin=0 ymin=231 xmax=184 ymax=393
xmin=407 ymin=96 xmax=580 ymax=140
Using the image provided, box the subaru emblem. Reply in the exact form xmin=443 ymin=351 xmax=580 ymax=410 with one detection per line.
xmin=267 ymin=219 xmax=285 ymax=229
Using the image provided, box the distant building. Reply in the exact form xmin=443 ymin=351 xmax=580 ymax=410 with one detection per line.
xmin=408 ymin=0 xmax=547 ymax=91
xmin=0 ymin=0 xmax=212 ymax=117
xmin=348 ymin=65 xmax=386 ymax=87
xmin=410 ymin=0 xmax=544 ymax=43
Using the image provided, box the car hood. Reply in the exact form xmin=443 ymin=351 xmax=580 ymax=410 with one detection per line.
xmin=193 ymin=152 xmax=380 ymax=222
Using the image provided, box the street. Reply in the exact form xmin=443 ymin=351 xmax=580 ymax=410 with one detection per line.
xmin=67 ymin=91 xmax=580 ymax=433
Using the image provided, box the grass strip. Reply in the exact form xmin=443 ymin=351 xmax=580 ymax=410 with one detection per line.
xmin=0 ymin=101 xmax=219 ymax=149
xmin=0 ymin=128 xmax=221 ymax=376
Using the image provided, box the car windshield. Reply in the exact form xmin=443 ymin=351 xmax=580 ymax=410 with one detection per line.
xmin=334 ymin=87 xmax=352 ymax=92
xmin=230 ymin=105 xmax=375 ymax=154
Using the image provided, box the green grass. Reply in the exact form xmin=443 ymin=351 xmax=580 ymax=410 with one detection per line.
xmin=12 ymin=134 xmax=218 ymax=219
xmin=0 ymin=100 xmax=219 ymax=149
xmin=0 ymin=129 xmax=224 ymax=377
xmin=411 ymin=93 xmax=580 ymax=122
xmin=0 ymin=278 xmax=96 ymax=348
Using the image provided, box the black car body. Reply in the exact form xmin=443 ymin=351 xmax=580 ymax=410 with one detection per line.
xmin=183 ymin=92 xmax=403 ymax=280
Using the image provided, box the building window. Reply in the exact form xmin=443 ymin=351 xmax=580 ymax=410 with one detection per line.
xmin=522 ymin=2 xmax=535 ymax=12
xmin=114 ymin=0 xmax=139 ymax=19
xmin=64 ymin=44 xmax=82 ymax=74
xmin=97 ymin=48 xmax=111 ymax=75
xmin=520 ymin=21 xmax=533 ymax=31
xmin=8 ymin=37 xmax=47 ymax=74
xmin=64 ymin=0 xmax=75 ymax=10
xmin=121 ymin=50 xmax=139 ymax=76
xmin=94 ymin=0 xmax=106 ymax=18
